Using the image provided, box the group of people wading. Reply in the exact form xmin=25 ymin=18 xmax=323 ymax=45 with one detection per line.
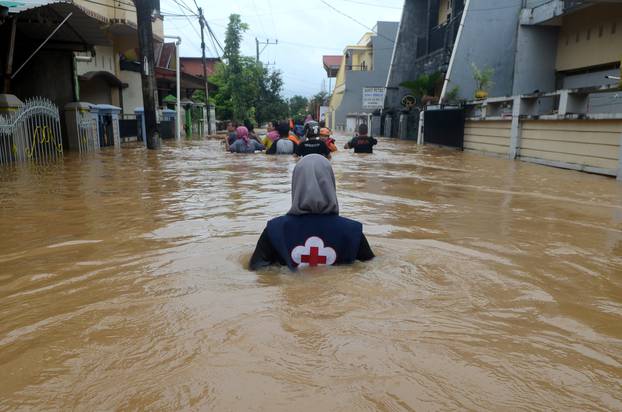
xmin=224 ymin=115 xmax=378 ymax=158
xmin=235 ymin=116 xmax=377 ymax=272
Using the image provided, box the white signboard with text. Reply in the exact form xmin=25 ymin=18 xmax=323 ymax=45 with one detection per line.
xmin=362 ymin=87 xmax=386 ymax=110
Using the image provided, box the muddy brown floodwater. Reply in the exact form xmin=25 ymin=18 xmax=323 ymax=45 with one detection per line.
xmin=1 ymin=136 xmax=622 ymax=411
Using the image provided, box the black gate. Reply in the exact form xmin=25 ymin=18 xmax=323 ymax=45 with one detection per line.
xmin=423 ymin=107 xmax=465 ymax=149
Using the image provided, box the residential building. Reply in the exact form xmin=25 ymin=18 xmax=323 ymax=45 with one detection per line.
xmin=156 ymin=44 xmax=220 ymax=106
xmin=431 ymin=0 xmax=622 ymax=179
xmin=384 ymin=0 xmax=466 ymax=138
xmin=324 ymin=21 xmax=398 ymax=133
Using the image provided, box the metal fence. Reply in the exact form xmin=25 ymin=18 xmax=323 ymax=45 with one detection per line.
xmin=0 ymin=97 xmax=63 ymax=165
xmin=74 ymin=107 xmax=98 ymax=153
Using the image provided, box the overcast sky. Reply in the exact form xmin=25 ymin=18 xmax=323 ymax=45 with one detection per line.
xmin=161 ymin=0 xmax=403 ymax=98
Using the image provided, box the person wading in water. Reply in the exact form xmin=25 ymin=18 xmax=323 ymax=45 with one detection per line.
xmin=344 ymin=123 xmax=378 ymax=153
xmin=295 ymin=122 xmax=331 ymax=159
xmin=229 ymin=126 xmax=265 ymax=153
xmin=249 ymin=154 xmax=375 ymax=270
xmin=266 ymin=122 xmax=296 ymax=155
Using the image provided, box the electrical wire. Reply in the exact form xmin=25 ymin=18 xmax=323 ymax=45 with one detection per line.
xmin=319 ymin=0 xmax=396 ymax=44
xmin=334 ymin=0 xmax=402 ymax=10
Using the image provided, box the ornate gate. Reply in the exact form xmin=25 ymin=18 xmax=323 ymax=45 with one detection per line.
xmin=0 ymin=97 xmax=63 ymax=165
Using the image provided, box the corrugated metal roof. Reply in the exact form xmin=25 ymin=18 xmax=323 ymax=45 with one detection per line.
xmin=1 ymin=0 xmax=66 ymax=14
xmin=6 ymin=1 xmax=111 ymax=46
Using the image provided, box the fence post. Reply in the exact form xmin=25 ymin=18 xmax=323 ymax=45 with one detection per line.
xmin=509 ymin=96 xmax=522 ymax=160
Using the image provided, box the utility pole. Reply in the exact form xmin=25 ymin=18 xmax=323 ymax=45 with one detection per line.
xmin=198 ymin=7 xmax=212 ymax=135
xmin=135 ymin=0 xmax=160 ymax=149
xmin=255 ymin=38 xmax=278 ymax=64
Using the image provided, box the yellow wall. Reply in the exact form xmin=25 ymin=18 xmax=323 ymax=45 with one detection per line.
xmin=438 ymin=0 xmax=451 ymax=26
xmin=329 ymin=58 xmax=346 ymax=113
xmin=350 ymin=48 xmax=373 ymax=71
xmin=519 ymin=120 xmax=622 ymax=172
xmin=74 ymin=0 xmax=164 ymax=39
xmin=464 ymin=120 xmax=511 ymax=155
xmin=556 ymin=5 xmax=622 ymax=71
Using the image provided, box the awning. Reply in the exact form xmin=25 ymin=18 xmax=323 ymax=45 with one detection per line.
xmin=79 ymin=71 xmax=127 ymax=88
xmin=3 ymin=1 xmax=111 ymax=47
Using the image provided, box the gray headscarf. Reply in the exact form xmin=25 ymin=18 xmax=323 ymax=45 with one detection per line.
xmin=288 ymin=154 xmax=339 ymax=215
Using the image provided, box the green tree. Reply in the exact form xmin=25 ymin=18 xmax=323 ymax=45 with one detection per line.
xmin=208 ymin=14 xmax=289 ymax=124
xmin=308 ymin=91 xmax=328 ymax=120
xmin=256 ymin=67 xmax=289 ymax=124
xmin=224 ymin=14 xmax=250 ymax=121
xmin=288 ymin=95 xmax=309 ymax=118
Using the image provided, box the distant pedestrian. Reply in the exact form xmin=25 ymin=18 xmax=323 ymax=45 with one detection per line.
xmin=344 ymin=124 xmax=377 ymax=153
xmin=263 ymin=130 xmax=280 ymax=151
xmin=295 ymin=122 xmax=331 ymax=159
xmin=229 ymin=126 xmax=265 ymax=153
xmin=225 ymin=121 xmax=238 ymax=148
xmin=266 ymin=122 xmax=296 ymax=155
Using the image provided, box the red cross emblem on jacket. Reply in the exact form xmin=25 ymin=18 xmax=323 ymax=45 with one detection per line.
xmin=291 ymin=237 xmax=337 ymax=268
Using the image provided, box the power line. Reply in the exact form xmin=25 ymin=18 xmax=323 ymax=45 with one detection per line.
xmin=319 ymin=0 xmax=396 ymax=44
xmin=170 ymin=0 xmax=195 ymax=15
xmin=334 ymin=0 xmax=402 ymax=9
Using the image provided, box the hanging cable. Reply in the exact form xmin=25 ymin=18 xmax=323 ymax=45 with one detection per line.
xmin=319 ymin=0 xmax=396 ymax=44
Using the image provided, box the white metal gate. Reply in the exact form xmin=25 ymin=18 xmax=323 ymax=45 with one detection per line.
xmin=0 ymin=97 xmax=63 ymax=165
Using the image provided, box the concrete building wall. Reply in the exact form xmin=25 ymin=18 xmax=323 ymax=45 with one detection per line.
xmin=512 ymin=25 xmax=559 ymax=95
xmin=119 ymin=70 xmax=143 ymax=115
xmin=330 ymin=21 xmax=398 ymax=130
xmin=464 ymin=120 xmax=511 ymax=155
xmin=519 ymin=120 xmax=622 ymax=173
xmin=461 ymin=117 xmax=622 ymax=177
xmin=385 ymin=0 xmax=429 ymax=110
xmin=555 ymin=5 xmax=622 ymax=72
xmin=76 ymin=46 xmax=117 ymax=76
xmin=444 ymin=0 xmax=523 ymax=100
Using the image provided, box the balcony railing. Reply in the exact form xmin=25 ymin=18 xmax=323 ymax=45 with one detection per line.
xmin=346 ymin=64 xmax=369 ymax=72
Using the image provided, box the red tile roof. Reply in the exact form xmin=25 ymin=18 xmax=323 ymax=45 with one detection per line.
xmin=180 ymin=57 xmax=221 ymax=78
xmin=323 ymin=55 xmax=343 ymax=68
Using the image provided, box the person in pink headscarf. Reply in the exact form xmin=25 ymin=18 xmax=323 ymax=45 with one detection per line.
xmin=229 ymin=126 xmax=265 ymax=153
xmin=262 ymin=130 xmax=280 ymax=151
xmin=304 ymin=114 xmax=314 ymax=124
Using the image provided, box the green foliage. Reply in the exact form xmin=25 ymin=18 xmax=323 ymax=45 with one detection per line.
xmin=400 ymin=72 xmax=442 ymax=100
xmin=208 ymin=14 xmax=289 ymax=124
xmin=444 ymin=86 xmax=460 ymax=104
xmin=308 ymin=91 xmax=328 ymax=118
xmin=471 ymin=63 xmax=494 ymax=92
xmin=288 ymin=95 xmax=309 ymax=118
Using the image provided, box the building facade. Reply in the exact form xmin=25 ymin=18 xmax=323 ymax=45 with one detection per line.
xmin=324 ymin=21 xmax=398 ymax=133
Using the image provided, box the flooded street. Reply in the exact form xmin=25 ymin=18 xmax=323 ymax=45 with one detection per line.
xmin=1 ymin=136 xmax=622 ymax=411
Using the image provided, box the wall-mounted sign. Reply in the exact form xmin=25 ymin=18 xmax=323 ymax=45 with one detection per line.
xmin=362 ymin=87 xmax=386 ymax=109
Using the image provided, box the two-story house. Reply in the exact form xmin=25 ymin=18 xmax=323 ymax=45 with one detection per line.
xmin=324 ymin=21 xmax=398 ymax=133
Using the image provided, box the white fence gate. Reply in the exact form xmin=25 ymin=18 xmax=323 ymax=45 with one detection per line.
xmin=0 ymin=97 xmax=63 ymax=165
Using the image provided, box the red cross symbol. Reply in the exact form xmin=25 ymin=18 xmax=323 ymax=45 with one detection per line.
xmin=300 ymin=246 xmax=327 ymax=267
